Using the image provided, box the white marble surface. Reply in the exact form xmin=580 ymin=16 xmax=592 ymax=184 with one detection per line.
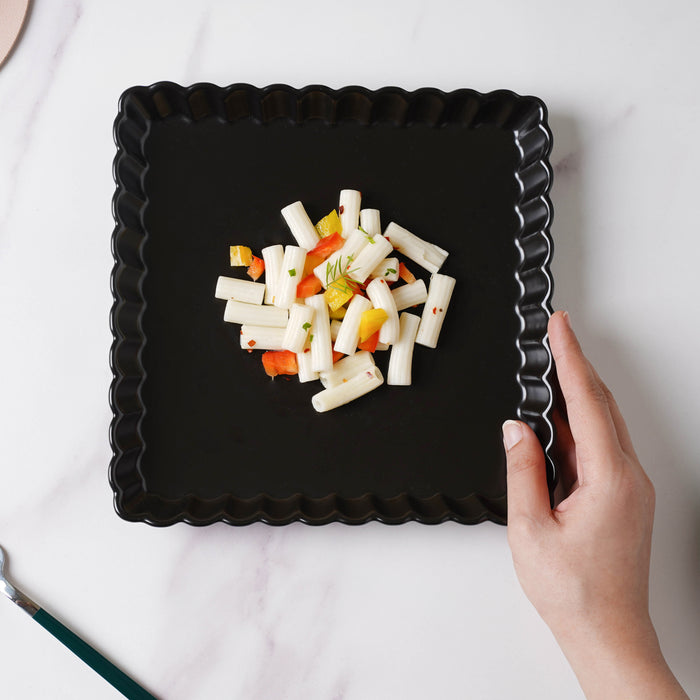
xmin=1 ymin=1 xmax=699 ymax=698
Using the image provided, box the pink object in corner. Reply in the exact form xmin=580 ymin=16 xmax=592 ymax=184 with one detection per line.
xmin=0 ymin=0 xmax=31 ymax=69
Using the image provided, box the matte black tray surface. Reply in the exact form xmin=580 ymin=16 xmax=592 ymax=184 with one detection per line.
xmin=110 ymin=83 xmax=554 ymax=526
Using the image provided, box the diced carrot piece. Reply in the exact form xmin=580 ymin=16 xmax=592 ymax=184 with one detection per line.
xmin=357 ymin=330 xmax=379 ymax=352
xmin=247 ymin=255 xmax=265 ymax=281
xmin=262 ymin=350 xmax=298 ymax=377
xmin=332 ymin=350 xmax=344 ymax=363
xmin=296 ymin=274 xmax=322 ymax=298
xmin=308 ymin=232 xmax=344 ymax=261
xmin=399 ymin=262 xmax=416 ymax=284
xmin=303 ymin=253 xmax=324 ymax=277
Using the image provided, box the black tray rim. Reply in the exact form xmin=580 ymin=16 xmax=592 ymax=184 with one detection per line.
xmin=109 ymin=82 xmax=555 ymax=527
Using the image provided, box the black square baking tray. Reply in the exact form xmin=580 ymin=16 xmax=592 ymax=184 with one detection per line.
xmin=110 ymin=82 xmax=554 ymax=526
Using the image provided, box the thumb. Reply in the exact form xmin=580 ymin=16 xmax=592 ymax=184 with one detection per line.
xmin=503 ymin=420 xmax=552 ymax=523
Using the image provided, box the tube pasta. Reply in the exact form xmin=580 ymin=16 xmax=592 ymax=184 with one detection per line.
xmin=215 ymin=193 xmax=457 ymax=408
xmin=415 ymin=273 xmax=456 ymax=348
xmin=359 ymin=208 xmax=381 ymax=237
xmin=330 ymin=319 xmax=342 ymax=342
xmin=281 ymin=201 xmax=320 ymax=250
xmin=314 ymin=228 xmax=369 ymax=288
xmin=333 ymin=294 xmax=372 ymax=355
xmin=346 ymin=234 xmax=393 ymax=284
xmin=391 ymin=278 xmax=428 ymax=311
xmin=261 ymin=245 xmax=284 ymax=304
xmin=369 ymin=256 xmax=400 ymax=282
xmin=281 ymin=303 xmax=314 ymax=354
xmin=366 ymin=278 xmax=400 ymax=345
xmin=383 ymin=222 xmax=448 ymax=274
xmin=240 ymin=325 xmax=286 ymax=351
xmin=275 ymin=246 xmax=307 ymax=309
xmin=319 ymin=351 xmax=375 ymax=388
xmin=215 ymin=276 xmax=265 ymax=304
xmin=339 ymin=189 xmax=361 ymax=236
xmin=312 ymin=365 xmax=384 ymax=413
xmin=305 ymin=295 xmax=333 ymax=372
xmin=387 ymin=313 xmax=421 ymax=385
xmin=224 ymin=300 xmax=288 ymax=327
xmin=296 ymin=341 xmax=318 ymax=383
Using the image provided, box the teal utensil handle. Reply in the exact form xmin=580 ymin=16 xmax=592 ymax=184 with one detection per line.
xmin=33 ymin=608 xmax=157 ymax=699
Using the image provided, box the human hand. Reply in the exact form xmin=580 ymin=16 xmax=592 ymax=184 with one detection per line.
xmin=503 ymin=311 xmax=688 ymax=700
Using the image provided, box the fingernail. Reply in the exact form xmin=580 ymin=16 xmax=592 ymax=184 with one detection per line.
xmin=502 ymin=420 xmax=523 ymax=451
xmin=562 ymin=310 xmax=571 ymax=328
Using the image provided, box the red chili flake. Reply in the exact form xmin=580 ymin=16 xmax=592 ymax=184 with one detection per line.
xmin=304 ymin=348 xmax=310 ymax=353
xmin=248 ymin=339 xmax=256 ymax=347
xmin=432 ymin=307 xmax=437 ymax=315
xmin=339 ymin=205 xmax=345 ymax=214
xmin=247 ymin=349 xmax=253 ymax=354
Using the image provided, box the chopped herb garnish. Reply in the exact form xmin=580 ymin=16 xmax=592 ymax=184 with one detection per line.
xmin=385 ymin=268 xmax=397 ymax=275
xmin=302 ymin=322 xmax=312 ymax=331
xmin=325 ymin=255 xmax=363 ymax=296
xmin=288 ymin=268 xmax=296 ymax=277
xmin=358 ymin=225 xmax=375 ymax=243
xmin=309 ymin=334 xmax=314 ymax=342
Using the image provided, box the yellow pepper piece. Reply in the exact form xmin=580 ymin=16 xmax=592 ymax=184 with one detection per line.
xmin=315 ymin=210 xmax=342 ymax=238
xmin=329 ymin=305 xmax=347 ymax=320
xmin=229 ymin=245 xmax=253 ymax=266
xmin=324 ymin=283 xmax=354 ymax=312
xmin=359 ymin=308 xmax=388 ymax=342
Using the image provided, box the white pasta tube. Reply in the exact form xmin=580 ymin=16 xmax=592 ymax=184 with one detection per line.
xmin=215 ymin=276 xmax=266 ymax=304
xmin=387 ymin=313 xmax=421 ymax=385
xmin=224 ymin=300 xmax=288 ymax=327
xmin=366 ymin=277 xmax=400 ymax=345
xmin=312 ymin=365 xmax=384 ymax=412
xmin=314 ymin=228 xmax=369 ymax=287
xmin=369 ymin=256 xmax=400 ymax=282
xmin=281 ymin=303 xmax=314 ymax=354
xmin=296 ymin=341 xmax=318 ymax=383
xmin=330 ymin=319 xmax=342 ymax=342
xmin=275 ymin=246 xmax=307 ymax=309
xmin=339 ymin=189 xmax=361 ymax=236
xmin=383 ymin=222 xmax=448 ymax=274
xmin=261 ymin=244 xmax=284 ymax=304
xmin=415 ymin=273 xmax=456 ymax=348
xmin=375 ymin=342 xmax=390 ymax=351
xmin=281 ymin=201 xmax=320 ymax=250
xmin=333 ymin=294 xmax=372 ymax=355
xmin=319 ymin=350 xmax=375 ymax=388
xmin=392 ymin=278 xmax=428 ymax=311
xmin=360 ymin=208 xmax=381 ymax=237
xmin=346 ymin=234 xmax=393 ymax=284
xmin=305 ymin=295 xmax=333 ymax=372
xmin=240 ymin=325 xmax=286 ymax=351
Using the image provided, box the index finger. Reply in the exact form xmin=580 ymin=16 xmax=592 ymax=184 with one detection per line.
xmin=548 ymin=311 xmax=623 ymax=477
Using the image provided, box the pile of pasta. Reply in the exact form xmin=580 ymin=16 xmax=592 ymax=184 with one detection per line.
xmin=215 ymin=190 xmax=455 ymax=412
